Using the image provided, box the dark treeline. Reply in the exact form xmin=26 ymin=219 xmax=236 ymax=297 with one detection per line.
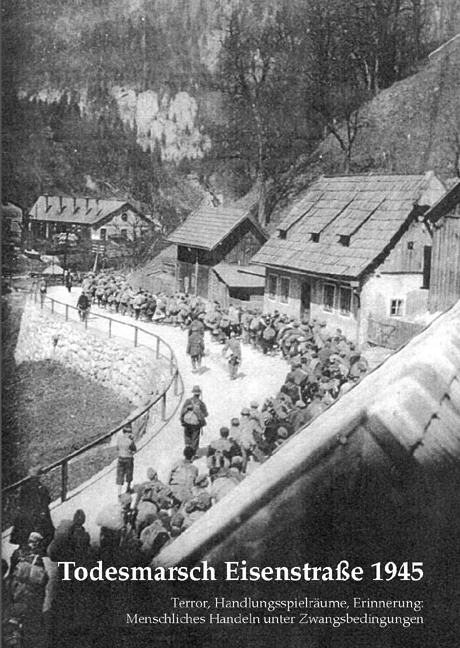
xmin=211 ymin=0 xmax=435 ymax=222
xmin=2 ymin=0 xmax=459 ymax=224
xmin=2 ymin=90 xmax=163 ymax=205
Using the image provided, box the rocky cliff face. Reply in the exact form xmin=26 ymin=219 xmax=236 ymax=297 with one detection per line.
xmin=10 ymin=0 xmax=458 ymax=163
xmin=9 ymin=0 xmax=252 ymax=162
xmin=3 ymin=0 xmax=460 ymax=212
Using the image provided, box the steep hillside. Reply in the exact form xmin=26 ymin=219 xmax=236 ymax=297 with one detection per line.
xmin=5 ymin=0 xmax=460 ymax=166
xmin=319 ymin=36 xmax=460 ymax=182
xmin=3 ymin=0 xmax=460 ymax=228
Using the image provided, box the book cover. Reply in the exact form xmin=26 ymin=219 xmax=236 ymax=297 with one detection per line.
xmin=2 ymin=2 xmax=460 ymax=647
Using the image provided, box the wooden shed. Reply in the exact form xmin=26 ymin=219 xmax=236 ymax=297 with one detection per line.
xmin=168 ymin=197 xmax=268 ymax=301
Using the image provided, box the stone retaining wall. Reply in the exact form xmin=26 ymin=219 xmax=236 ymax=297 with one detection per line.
xmin=14 ymin=299 xmax=169 ymax=408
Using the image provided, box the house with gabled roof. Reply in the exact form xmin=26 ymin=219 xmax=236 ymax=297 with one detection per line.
xmin=252 ymin=172 xmax=446 ymax=345
xmin=168 ymin=196 xmax=268 ymax=303
xmin=27 ymin=195 xmax=150 ymax=243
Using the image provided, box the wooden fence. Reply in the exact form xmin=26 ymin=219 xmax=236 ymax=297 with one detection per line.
xmin=367 ymin=316 xmax=425 ymax=349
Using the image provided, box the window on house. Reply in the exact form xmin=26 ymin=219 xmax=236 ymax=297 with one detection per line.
xmin=120 ymin=229 xmax=128 ymax=239
xmin=280 ymin=277 xmax=290 ymax=303
xmin=268 ymin=274 xmax=278 ymax=299
xmin=311 ymin=232 xmax=320 ymax=242
xmin=339 ymin=235 xmax=350 ymax=247
xmin=323 ymin=283 xmax=335 ymax=311
xmin=407 ymin=241 xmax=414 ymax=250
xmin=339 ymin=286 xmax=352 ymax=315
xmin=389 ymin=299 xmax=404 ymax=317
xmin=121 ymin=212 xmax=128 ymax=221
xmin=279 ymin=230 xmax=287 ymax=240
xmin=99 ymin=228 xmax=106 ymax=241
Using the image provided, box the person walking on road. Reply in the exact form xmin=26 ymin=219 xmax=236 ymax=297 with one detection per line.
xmin=180 ymin=386 xmax=208 ymax=455
xmin=116 ymin=423 xmax=136 ymax=495
xmin=39 ymin=278 xmax=47 ymax=305
xmin=64 ymin=269 xmax=72 ymax=293
xmin=8 ymin=531 xmax=49 ymax=648
xmin=76 ymin=291 xmax=90 ymax=322
xmin=223 ymin=331 xmax=242 ymax=380
xmin=186 ymin=329 xmax=205 ymax=373
xmin=10 ymin=467 xmax=55 ymax=550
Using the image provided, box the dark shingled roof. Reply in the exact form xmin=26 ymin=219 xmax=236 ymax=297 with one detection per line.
xmin=423 ymin=180 xmax=460 ymax=224
xmin=168 ymin=200 xmax=267 ymax=251
xmin=213 ymin=263 xmax=265 ymax=289
xmin=253 ymin=172 xmax=446 ymax=279
xmin=28 ymin=196 xmax=142 ymax=225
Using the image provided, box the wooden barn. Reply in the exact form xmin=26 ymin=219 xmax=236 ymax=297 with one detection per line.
xmin=252 ymin=172 xmax=446 ymax=346
xmin=424 ymin=180 xmax=460 ymax=314
xmin=168 ymin=198 xmax=268 ymax=303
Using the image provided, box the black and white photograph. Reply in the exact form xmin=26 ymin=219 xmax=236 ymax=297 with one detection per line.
xmin=2 ymin=1 xmax=460 ymax=646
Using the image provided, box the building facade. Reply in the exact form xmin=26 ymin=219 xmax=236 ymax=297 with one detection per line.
xmin=28 ymin=196 xmax=150 ymax=243
xmin=253 ymin=173 xmax=446 ymax=345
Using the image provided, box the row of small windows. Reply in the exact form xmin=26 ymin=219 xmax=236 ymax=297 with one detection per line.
xmin=268 ymin=274 xmax=290 ymax=303
xmin=323 ymin=283 xmax=352 ymax=316
xmin=282 ymin=228 xmax=416 ymax=251
xmin=268 ymin=275 xmax=405 ymax=319
xmin=308 ymin=233 xmax=350 ymax=246
xmin=268 ymin=275 xmax=352 ymax=315
xmin=99 ymin=228 xmax=128 ymax=240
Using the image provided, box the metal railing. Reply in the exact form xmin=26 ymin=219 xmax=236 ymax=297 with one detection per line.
xmin=2 ymin=292 xmax=184 ymax=513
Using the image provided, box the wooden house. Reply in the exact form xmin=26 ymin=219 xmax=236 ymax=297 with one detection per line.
xmin=424 ymin=180 xmax=460 ymax=314
xmin=252 ymin=172 xmax=446 ymax=345
xmin=168 ymin=198 xmax=268 ymax=303
xmin=27 ymin=196 xmax=150 ymax=243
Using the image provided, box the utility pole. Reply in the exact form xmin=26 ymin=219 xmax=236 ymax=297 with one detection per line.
xmin=194 ymin=251 xmax=199 ymax=297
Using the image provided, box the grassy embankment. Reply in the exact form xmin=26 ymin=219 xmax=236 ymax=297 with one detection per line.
xmin=2 ymin=290 xmax=132 ymax=526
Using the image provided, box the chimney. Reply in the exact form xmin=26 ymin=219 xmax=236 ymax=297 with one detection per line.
xmin=73 ymin=197 xmax=77 ymax=211
xmin=86 ymin=197 xmax=90 ymax=211
xmin=59 ymin=196 xmax=63 ymax=212
xmin=45 ymin=194 xmax=49 ymax=211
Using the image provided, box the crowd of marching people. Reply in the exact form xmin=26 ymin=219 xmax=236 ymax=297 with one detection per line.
xmin=77 ymin=269 xmax=371 ymax=427
xmin=78 ymin=271 xmax=367 ymax=368
xmin=3 ymin=268 xmax=372 ymax=645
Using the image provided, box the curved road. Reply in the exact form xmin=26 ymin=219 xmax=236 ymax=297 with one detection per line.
xmin=4 ymin=286 xmax=289 ymax=554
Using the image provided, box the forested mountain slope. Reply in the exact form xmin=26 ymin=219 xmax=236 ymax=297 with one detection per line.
xmin=2 ymin=0 xmax=460 ymax=225
xmin=319 ymin=35 xmax=460 ymax=182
